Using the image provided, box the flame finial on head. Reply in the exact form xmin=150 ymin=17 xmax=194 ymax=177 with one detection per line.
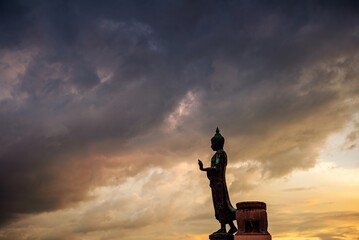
xmin=211 ymin=127 xmax=225 ymax=149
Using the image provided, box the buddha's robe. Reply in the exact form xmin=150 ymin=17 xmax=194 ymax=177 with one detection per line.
xmin=206 ymin=149 xmax=236 ymax=223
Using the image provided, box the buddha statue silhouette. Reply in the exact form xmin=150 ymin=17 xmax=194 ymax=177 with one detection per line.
xmin=198 ymin=128 xmax=237 ymax=235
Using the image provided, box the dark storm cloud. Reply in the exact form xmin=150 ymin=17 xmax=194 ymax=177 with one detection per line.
xmin=0 ymin=0 xmax=359 ymax=226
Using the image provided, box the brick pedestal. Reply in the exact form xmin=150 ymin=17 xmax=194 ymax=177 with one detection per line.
xmin=234 ymin=202 xmax=271 ymax=240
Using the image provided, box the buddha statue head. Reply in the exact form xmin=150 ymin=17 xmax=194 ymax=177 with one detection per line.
xmin=211 ymin=127 xmax=225 ymax=151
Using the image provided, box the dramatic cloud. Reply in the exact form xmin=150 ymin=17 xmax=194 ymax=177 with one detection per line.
xmin=0 ymin=0 xmax=358 ymax=239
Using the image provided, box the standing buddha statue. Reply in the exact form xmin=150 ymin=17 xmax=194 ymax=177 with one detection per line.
xmin=198 ymin=128 xmax=237 ymax=236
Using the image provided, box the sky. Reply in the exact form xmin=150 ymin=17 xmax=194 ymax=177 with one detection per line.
xmin=0 ymin=0 xmax=359 ymax=239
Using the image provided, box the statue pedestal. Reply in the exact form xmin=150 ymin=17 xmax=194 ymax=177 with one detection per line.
xmin=234 ymin=202 xmax=271 ymax=240
xmin=234 ymin=235 xmax=271 ymax=240
xmin=209 ymin=233 xmax=234 ymax=240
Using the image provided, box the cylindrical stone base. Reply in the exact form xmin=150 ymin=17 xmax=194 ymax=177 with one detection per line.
xmin=235 ymin=201 xmax=271 ymax=240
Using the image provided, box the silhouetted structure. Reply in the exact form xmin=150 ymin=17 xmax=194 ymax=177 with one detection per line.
xmin=198 ymin=128 xmax=237 ymax=239
xmin=198 ymin=128 xmax=271 ymax=240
